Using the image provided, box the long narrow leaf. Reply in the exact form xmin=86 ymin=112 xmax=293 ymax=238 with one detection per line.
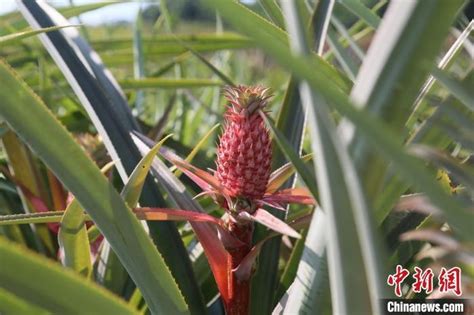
xmin=259 ymin=0 xmax=285 ymax=28
xmin=412 ymin=20 xmax=474 ymax=111
xmin=180 ymin=43 xmax=235 ymax=86
xmin=133 ymin=8 xmax=145 ymax=112
xmin=0 ymin=211 xmax=67 ymax=226
xmin=281 ymin=2 xmax=385 ymax=314
xmin=123 ymin=135 xmax=174 ymax=207
xmin=131 ymin=133 xmax=231 ymax=304
xmin=0 ymin=60 xmax=188 ymax=314
xmin=266 ymin=154 xmax=313 ymax=194
xmin=119 ymin=78 xmax=222 ymax=89
xmin=0 ymin=25 xmax=76 ymax=44
xmin=96 ymin=135 xmax=173 ymax=296
xmin=330 ymin=16 xmax=365 ymax=61
xmin=0 ymin=287 xmax=49 ymax=315
xmin=0 ymin=2 xmax=111 ymax=35
xmin=337 ymin=0 xmax=380 ymax=29
xmin=0 ymin=238 xmax=138 ymax=314
xmin=202 ymin=0 xmax=474 ymax=241
xmin=16 ymin=2 xmax=205 ymax=311
xmin=327 ymin=28 xmax=357 ymax=81
xmin=430 ymin=67 xmax=474 ymax=111
xmin=173 ymin=124 xmax=220 ymax=177
xmin=252 ymin=1 xmax=333 ymax=311
xmin=275 ymin=209 xmax=328 ymax=314
xmin=339 ymin=0 xmax=466 ymax=220
xmin=58 ymin=199 xmax=92 ymax=278
xmin=92 ymin=33 xmax=253 ymax=55
xmin=263 ymin=117 xmax=317 ymax=195
xmin=58 ymin=162 xmax=113 ymax=279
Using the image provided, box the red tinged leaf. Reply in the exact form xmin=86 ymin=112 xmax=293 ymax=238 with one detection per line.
xmin=19 ymin=185 xmax=49 ymax=213
xmin=134 ymin=207 xmax=225 ymax=226
xmin=15 ymin=182 xmax=60 ymax=233
xmin=264 ymin=187 xmax=316 ymax=205
xmin=135 ymin=208 xmax=234 ymax=302
xmin=287 ymin=213 xmax=313 ymax=231
xmin=238 ymin=208 xmax=301 ymax=239
xmin=133 ymin=206 xmax=233 ymax=301
xmin=131 ymin=133 xmax=233 ymax=301
xmin=46 ymin=170 xmax=68 ymax=211
xmin=190 ymin=222 xmax=231 ymax=302
xmin=259 ymin=199 xmax=287 ymax=211
xmin=134 ymin=130 xmax=310 ymax=309
xmin=0 ymin=170 xmax=50 ymax=213
xmin=160 ymin=147 xmax=234 ymax=208
xmin=160 ymin=148 xmax=221 ymax=192
xmin=234 ymin=212 xmax=314 ymax=281
xmin=394 ymin=193 xmax=443 ymax=216
xmin=233 ymin=239 xmax=266 ymax=281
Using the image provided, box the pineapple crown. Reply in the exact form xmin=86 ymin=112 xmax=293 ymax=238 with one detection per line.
xmin=223 ymin=85 xmax=272 ymax=116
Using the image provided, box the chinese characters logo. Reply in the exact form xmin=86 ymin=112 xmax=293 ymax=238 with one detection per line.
xmin=387 ymin=265 xmax=462 ymax=297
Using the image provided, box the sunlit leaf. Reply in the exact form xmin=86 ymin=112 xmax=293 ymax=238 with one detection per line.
xmin=266 ymin=154 xmax=313 ymax=193
xmin=0 ymin=25 xmax=77 ymax=45
xmin=131 ymin=133 xmax=231 ymax=303
xmin=134 ymin=207 xmax=224 ymax=226
xmin=0 ymin=238 xmax=138 ymax=314
xmin=0 ymin=60 xmax=189 ymax=314
xmin=16 ymin=2 xmax=205 ymax=310
xmin=119 ymin=78 xmax=223 ymax=89
xmin=173 ymin=123 xmax=220 ymax=177
xmin=58 ymin=199 xmax=92 ymax=278
xmin=238 ymin=209 xmax=301 ymax=239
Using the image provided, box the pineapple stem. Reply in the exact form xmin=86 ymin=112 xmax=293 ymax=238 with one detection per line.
xmin=225 ymin=248 xmax=251 ymax=315
xmin=223 ymin=219 xmax=254 ymax=315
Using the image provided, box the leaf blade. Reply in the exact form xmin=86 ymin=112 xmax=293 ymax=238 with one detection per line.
xmin=0 ymin=60 xmax=189 ymax=314
xmin=58 ymin=199 xmax=92 ymax=278
xmin=0 ymin=238 xmax=138 ymax=314
xmin=16 ymin=2 xmax=205 ymax=311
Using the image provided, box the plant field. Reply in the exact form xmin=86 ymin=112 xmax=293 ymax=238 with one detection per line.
xmin=0 ymin=1 xmax=473 ymax=314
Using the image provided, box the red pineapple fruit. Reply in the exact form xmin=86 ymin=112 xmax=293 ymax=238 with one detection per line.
xmin=216 ymin=85 xmax=273 ymax=204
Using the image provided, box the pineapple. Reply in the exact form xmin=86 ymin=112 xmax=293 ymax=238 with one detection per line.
xmin=216 ymin=86 xmax=272 ymax=202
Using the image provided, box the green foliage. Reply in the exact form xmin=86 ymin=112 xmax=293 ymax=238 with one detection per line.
xmin=0 ymin=60 xmax=188 ymax=314
xmin=0 ymin=238 xmax=138 ymax=314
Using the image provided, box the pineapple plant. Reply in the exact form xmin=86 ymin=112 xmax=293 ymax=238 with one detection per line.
xmin=1 ymin=1 xmax=472 ymax=314
xmin=138 ymin=85 xmax=315 ymax=314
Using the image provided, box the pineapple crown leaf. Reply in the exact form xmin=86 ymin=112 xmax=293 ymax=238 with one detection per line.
xmin=223 ymin=85 xmax=272 ymax=115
